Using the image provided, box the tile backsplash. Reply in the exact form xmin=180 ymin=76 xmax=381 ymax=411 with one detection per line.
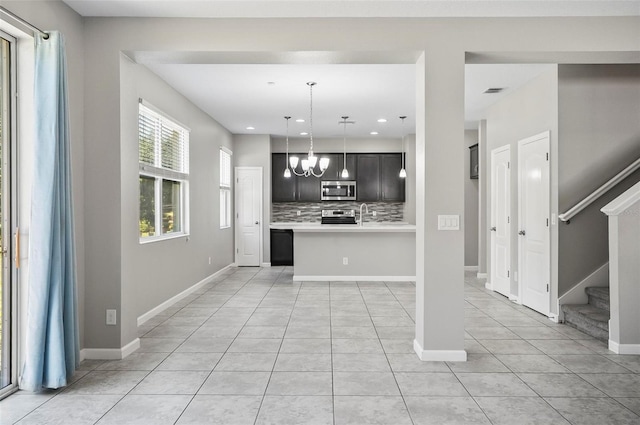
xmin=272 ymin=201 xmax=405 ymax=223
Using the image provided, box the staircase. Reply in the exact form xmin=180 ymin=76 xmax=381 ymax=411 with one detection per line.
xmin=561 ymin=287 xmax=610 ymax=342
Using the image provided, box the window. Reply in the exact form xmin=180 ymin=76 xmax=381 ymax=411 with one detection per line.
xmin=138 ymin=100 xmax=189 ymax=241
xmin=220 ymin=147 xmax=232 ymax=229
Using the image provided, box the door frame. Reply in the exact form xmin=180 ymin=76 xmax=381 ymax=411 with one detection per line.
xmin=517 ymin=131 xmax=551 ymax=316
xmin=0 ymin=30 xmax=19 ymax=399
xmin=234 ymin=166 xmax=263 ymax=266
xmin=489 ymin=144 xmax=511 ymax=298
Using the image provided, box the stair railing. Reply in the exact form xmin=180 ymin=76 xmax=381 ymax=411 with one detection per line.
xmin=559 ymin=157 xmax=640 ymax=223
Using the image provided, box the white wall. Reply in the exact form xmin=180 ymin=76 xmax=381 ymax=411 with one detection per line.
xmin=485 ymin=67 xmax=559 ymax=303
xmin=464 ymin=130 xmax=479 ymax=267
xmin=272 ymin=136 xmax=406 ymax=153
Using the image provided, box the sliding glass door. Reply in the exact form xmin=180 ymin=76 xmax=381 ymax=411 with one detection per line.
xmin=0 ymin=32 xmax=16 ymax=397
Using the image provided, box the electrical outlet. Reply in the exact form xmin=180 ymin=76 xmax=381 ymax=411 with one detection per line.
xmin=106 ymin=309 xmax=117 ymax=326
xmin=343 ymin=257 xmax=348 ymax=265
xmin=297 ymin=210 xmax=301 ymax=216
xmin=372 ymin=211 xmax=377 ymax=217
xmin=208 ymin=256 xmax=212 ymax=265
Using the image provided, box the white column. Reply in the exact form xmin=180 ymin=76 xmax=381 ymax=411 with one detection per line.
xmin=414 ymin=50 xmax=467 ymax=361
xmin=602 ymin=182 xmax=640 ymax=355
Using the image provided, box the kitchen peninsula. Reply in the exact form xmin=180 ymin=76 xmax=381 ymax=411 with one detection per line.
xmin=270 ymin=222 xmax=416 ymax=281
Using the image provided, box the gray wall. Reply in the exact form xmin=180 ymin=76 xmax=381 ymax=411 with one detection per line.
xmin=76 ymin=14 xmax=640 ymax=354
xmin=464 ymin=130 xmax=479 ymax=267
xmin=2 ymin=1 xmax=86 ymax=348
xmin=6 ymin=0 xmax=639 ymax=355
xmin=119 ymin=61 xmax=235 ymax=344
xmin=557 ymin=64 xmax=640 ymax=295
xmin=485 ymin=67 xmax=559 ymax=301
xmin=234 ymin=134 xmax=272 ymax=264
xmin=294 ymin=232 xmax=416 ymax=278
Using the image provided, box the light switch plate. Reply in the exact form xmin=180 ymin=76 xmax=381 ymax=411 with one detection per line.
xmin=106 ymin=309 xmax=117 ymax=326
xmin=438 ymin=215 xmax=460 ymax=231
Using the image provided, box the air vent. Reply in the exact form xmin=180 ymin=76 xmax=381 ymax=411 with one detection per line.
xmin=484 ymin=87 xmax=505 ymax=94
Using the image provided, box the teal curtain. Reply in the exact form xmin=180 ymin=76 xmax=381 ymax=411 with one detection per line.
xmin=21 ymin=31 xmax=79 ymax=391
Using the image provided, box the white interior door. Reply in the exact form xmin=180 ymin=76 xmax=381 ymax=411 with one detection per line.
xmin=518 ymin=132 xmax=550 ymax=315
xmin=490 ymin=145 xmax=511 ymax=297
xmin=235 ymin=167 xmax=262 ymax=266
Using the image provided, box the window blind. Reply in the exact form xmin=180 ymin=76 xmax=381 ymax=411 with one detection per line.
xmin=138 ymin=102 xmax=189 ymax=174
xmin=220 ymin=148 xmax=231 ymax=188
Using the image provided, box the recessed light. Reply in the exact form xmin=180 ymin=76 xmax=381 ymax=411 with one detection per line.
xmin=296 ymin=119 xmax=305 ymax=123
xmin=370 ymin=131 xmax=379 ymax=135
xmin=300 ymin=132 xmax=308 ymax=136
xmin=246 ymin=126 xmax=255 ymax=130
xmin=377 ymin=118 xmax=387 ymax=123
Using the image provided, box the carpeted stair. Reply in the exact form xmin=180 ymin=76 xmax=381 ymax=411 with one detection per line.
xmin=561 ymin=287 xmax=609 ymax=342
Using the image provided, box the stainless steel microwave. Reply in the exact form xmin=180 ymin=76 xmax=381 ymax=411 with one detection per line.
xmin=321 ymin=181 xmax=356 ymax=201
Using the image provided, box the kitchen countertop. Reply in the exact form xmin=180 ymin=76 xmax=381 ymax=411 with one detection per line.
xmin=269 ymin=222 xmax=416 ymax=233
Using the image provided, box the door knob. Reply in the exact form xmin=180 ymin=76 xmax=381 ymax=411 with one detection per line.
xmin=490 ymin=227 xmax=496 ymax=232
xmin=255 ymin=221 xmax=260 ymax=225
xmin=518 ymin=230 xmax=526 ymax=236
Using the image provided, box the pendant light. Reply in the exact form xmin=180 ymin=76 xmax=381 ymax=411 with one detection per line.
xmin=289 ymin=82 xmax=329 ymax=178
xmin=340 ymin=116 xmax=350 ymax=178
xmin=283 ymin=116 xmax=292 ymax=178
xmin=399 ymin=116 xmax=407 ymax=178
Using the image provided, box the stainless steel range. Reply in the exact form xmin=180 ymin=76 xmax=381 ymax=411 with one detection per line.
xmin=321 ymin=209 xmax=357 ymax=225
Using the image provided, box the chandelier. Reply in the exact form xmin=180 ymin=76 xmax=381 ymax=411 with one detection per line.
xmin=287 ymin=82 xmax=329 ymax=178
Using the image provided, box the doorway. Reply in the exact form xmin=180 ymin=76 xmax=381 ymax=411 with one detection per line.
xmin=490 ymin=144 xmax=511 ymax=298
xmin=235 ymin=167 xmax=262 ymax=266
xmin=518 ymin=131 xmax=551 ymax=315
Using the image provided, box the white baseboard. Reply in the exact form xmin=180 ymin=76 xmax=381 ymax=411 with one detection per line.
xmin=261 ymin=262 xmax=271 ymax=267
xmin=137 ymin=264 xmax=234 ymax=327
xmin=413 ymin=339 xmax=467 ymax=362
xmin=484 ymin=282 xmax=492 ymax=290
xmin=464 ymin=266 xmax=478 ymax=271
xmin=293 ymin=275 xmax=416 ymax=282
xmin=557 ymin=262 xmax=609 ymax=322
xmin=81 ymin=338 xmax=141 ymax=361
xmin=509 ymin=295 xmax=521 ymax=304
xmin=477 ymin=272 xmax=487 ymax=278
xmin=609 ymin=340 xmax=640 ymax=355
xmin=547 ymin=314 xmax=559 ymax=323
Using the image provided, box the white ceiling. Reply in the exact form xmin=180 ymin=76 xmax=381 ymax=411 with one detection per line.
xmin=63 ymin=0 xmax=640 ymax=18
xmin=465 ymin=64 xmax=556 ymax=125
xmin=146 ymin=63 xmax=417 ymax=138
xmin=146 ymin=62 xmax=553 ymax=136
xmin=60 ymin=0 xmax=622 ymax=138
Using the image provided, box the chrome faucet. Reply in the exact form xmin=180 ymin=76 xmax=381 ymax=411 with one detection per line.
xmin=359 ymin=203 xmax=369 ymax=226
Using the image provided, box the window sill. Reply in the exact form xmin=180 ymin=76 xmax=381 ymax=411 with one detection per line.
xmin=139 ymin=232 xmax=190 ymax=244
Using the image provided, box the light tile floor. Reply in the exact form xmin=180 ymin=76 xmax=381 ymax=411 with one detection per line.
xmin=2 ymin=267 xmax=640 ymax=424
